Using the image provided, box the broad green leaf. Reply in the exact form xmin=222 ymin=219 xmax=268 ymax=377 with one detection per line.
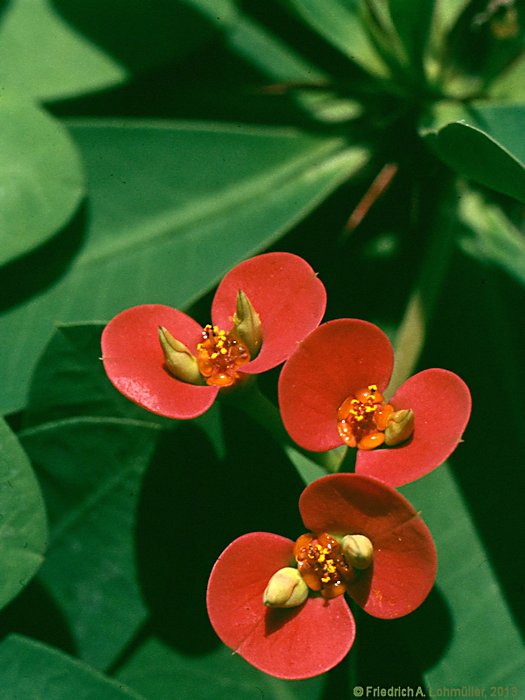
xmin=423 ymin=120 xmax=525 ymax=203
xmin=0 ymin=0 xmax=213 ymax=101
xmin=0 ymin=0 xmax=126 ymax=100
xmin=0 ymin=120 xmax=367 ymax=414
xmin=457 ymin=189 xmax=525 ymax=288
xmin=285 ymin=0 xmax=388 ymax=76
xmin=470 ymin=103 xmax=525 ymax=164
xmin=401 ymin=466 xmax=524 ymax=685
xmin=19 ymin=417 xmax=162 ymax=669
xmin=0 ymin=95 xmax=84 ymax=266
xmin=117 ymin=635 xmax=324 ymax=700
xmin=423 ymin=101 xmax=525 ymax=165
xmin=0 ymin=418 xmax=47 ymax=611
xmin=0 ymin=634 xmax=145 ymax=699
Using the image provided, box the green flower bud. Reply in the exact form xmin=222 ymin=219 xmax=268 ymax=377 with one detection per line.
xmin=384 ymin=408 xmax=414 ymax=446
xmin=263 ymin=567 xmax=309 ymax=608
xmin=158 ymin=326 xmax=204 ymax=385
xmin=232 ymin=290 xmax=262 ymax=358
xmin=342 ymin=534 xmax=374 ymax=570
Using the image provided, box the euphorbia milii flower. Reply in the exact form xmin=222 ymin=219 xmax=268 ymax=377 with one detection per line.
xmin=101 ymin=252 xmax=326 ymax=419
xmin=207 ymin=473 xmax=437 ymax=680
xmin=278 ymin=319 xmax=471 ymax=487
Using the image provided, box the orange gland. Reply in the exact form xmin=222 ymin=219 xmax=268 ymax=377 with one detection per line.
xmin=337 ymin=384 xmax=395 ymax=450
xmin=293 ymin=532 xmax=356 ymax=599
xmin=196 ymin=324 xmax=251 ymax=387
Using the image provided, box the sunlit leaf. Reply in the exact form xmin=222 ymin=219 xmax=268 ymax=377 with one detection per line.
xmin=0 ymin=95 xmax=84 ymax=266
xmin=0 ymin=0 xmax=125 ymax=100
xmin=0 ymin=0 xmax=212 ymax=101
xmin=285 ymin=0 xmax=388 ymax=76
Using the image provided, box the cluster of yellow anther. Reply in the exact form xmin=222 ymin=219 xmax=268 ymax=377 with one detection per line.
xmin=264 ymin=531 xmax=375 ymax=608
xmin=337 ymin=383 xmax=394 ymax=450
xmin=198 ymin=326 xmax=228 ymax=360
xmin=294 ymin=532 xmax=355 ymax=599
xmin=196 ymin=324 xmax=251 ymax=387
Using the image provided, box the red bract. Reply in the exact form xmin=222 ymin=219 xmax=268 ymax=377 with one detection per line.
xmin=207 ymin=473 xmax=437 ymax=680
xmin=101 ymin=252 xmax=326 ymax=419
xmin=278 ymin=319 xmax=471 ymax=487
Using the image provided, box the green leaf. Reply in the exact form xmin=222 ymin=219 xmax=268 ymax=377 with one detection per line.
xmin=0 ymin=418 xmax=47 ymax=611
xmin=387 ymin=0 xmax=435 ymax=71
xmin=0 ymin=120 xmax=367 ymax=414
xmin=116 ymin=635 xmax=324 ymax=700
xmin=470 ymin=103 xmax=525 ymax=165
xmin=0 ymin=95 xmax=84 ymax=266
xmin=0 ymin=0 xmax=125 ymax=100
xmin=0 ymin=634 xmax=145 ymax=699
xmin=401 ymin=465 xmax=524 ymax=685
xmin=19 ymin=417 xmax=162 ymax=669
xmin=423 ymin=120 xmax=525 ymax=203
xmin=432 ymin=0 xmax=470 ymax=37
xmin=0 ymin=0 xmax=213 ymax=101
xmin=285 ymin=0 xmax=388 ymax=76
xmin=457 ymin=189 xmax=525 ymax=288
xmin=490 ymin=52 xmax=525 ymax=100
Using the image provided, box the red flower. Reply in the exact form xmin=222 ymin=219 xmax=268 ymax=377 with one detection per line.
xmin=101 ymin=253 xmax=326 ymax=419
xmin=207 ymin=473 xmax=436 ymax=680
xmin=278 ymin=319 xmax=471 ymax=487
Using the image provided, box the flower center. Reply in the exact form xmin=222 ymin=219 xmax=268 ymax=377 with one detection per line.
xmin=337 ymin=384 xmax=394 ymax=450
xmin=196 ymin=324 xmax=251 ymax=387
xmin=293 ymin=532 xmax=355 ymax=599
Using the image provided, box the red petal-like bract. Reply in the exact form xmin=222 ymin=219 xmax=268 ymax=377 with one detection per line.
xmin=212 ymin=252 xmax=327 ymax=374
xmin=207 ymin=532 xmax=355 ymax=680
xmin=299 ymin=474 xmax=437 ymax=619
xmin=278 ymin=319 xmax=394 ymax=451
xmin=356 ymin=369 xmax=472 ymax=487
xmin=101 ymin=305 xmax=218 ymax=419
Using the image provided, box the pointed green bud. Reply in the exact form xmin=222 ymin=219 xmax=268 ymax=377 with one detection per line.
xmin=263 ymin=567 xmax=309 ymax=609
xmin=232 ymin=290 xmax=262 ymax=358
xmin=158 ymin=326 xmax=204 ymax=385
xmin=384 ymin=408 xmax=414 ymax=446
xmin=342 ymin=534 xmax=374 ymax=570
